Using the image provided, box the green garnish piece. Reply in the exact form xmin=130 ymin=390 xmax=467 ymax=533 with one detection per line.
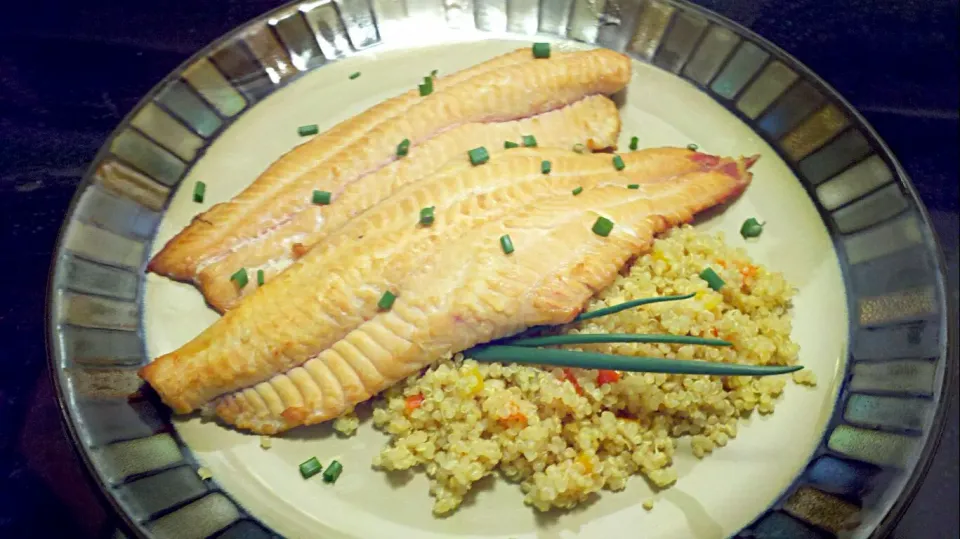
xmin=193 ymin=181 xmax=206 ymax=203
xmin=397 ymin=138 xmax=411 ymax=157
xmin=572 ymin=143 xmax=587 ymax=154
xmin=500 ymin=234 xmax=515 ymax=254
xmin=298 ymin=124 xmax=319 ymax=137
xmin=612 ymin=155 xmax=625 ymax=171
xmin=230 ymin=268 xmax=249 ymax=289
xmin=349 ymin=72 xmax=361 ymax=80
xmin=740 ymin=217 xmax=765 ymax=239
xmin=468 ymin=146 xmax=490 ymax=166
xmin=430 ymin=69 xmax=438 ymax=78
xmin=378 ymin=291 xmax=397 ymax=310
xmin=419 ymin=206 xmax=435 ymax=226
xmin=629 ymin=136 xmax=638 ymax=151
xmin=299 ymin=457 xmax=322 ymax=479
xmin=257 ymin=269 xmax=265 ymax=286
xmin=323 ymin=460 xmax=344 ymax=483
xmin=627 ymin=184 xmax=640 ymax=189
xmin=504 ymin=141 xmax=519 ymax=149
xmin=687 ymin=143 xmax=699 ymax=151
xmin=312 ymin=190 xmax=332 ymax=205
xmin=522 ymin=135 xmax=537 ymax=147
xmin=532 ymin=42 xmax=551 ymax=59
xmin=541 ymin=160 xmax=552 ymax=174
xmin=419 ymin=76 xmax=433 ymax=96
xmin=572 ymin=186 xmax=583 ymax=196
xmin=699 ymin=267 xmax=725 ymax=291
xmin=592 ymin=216 xmax=614 ymax=237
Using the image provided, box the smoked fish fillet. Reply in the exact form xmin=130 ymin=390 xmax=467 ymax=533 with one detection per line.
xmin=141 ymin=148 xmax=717 ymax=414
xmin=196 ymin=95 xmax=622 ymax=312
xmin=214 ymin=156 xmax=755 ymax=433
xmin=148 ymin=48 xmax=631 ymax=282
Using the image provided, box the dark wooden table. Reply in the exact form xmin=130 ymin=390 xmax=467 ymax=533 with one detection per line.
xmin=0 ymin=1 xmax=956 ymax=537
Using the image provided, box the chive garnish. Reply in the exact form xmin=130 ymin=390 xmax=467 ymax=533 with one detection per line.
xmin=627 ymin=184 xmax=640 ymax=189
xmin=419 ymin=206 xmax=435 ymax=226
xmin=257 ymin=269 xmax=265 ymax=286
xmin=575 ymin=293 xmax=695 ymax=321
xmin=298 ymin=124 xmax=319 ymax=137
xmin=699 ymin=267 xmax=725 ymax=291
xmin=349 ymin=72 xmax=361 ymax=80
xmin=468 ymin=146 xmax=490 ymax=166
xmin=687 ymin=143 xmax=699 ymax=151
xmin=504 ymin=141 xmax=519 ymax=149
xmin=592 ymin=216 xmax=614 ymax=237
xmin=522 ymin=135 xmax=537 ymax=147
xmin=378 ymin=291 xmax=397 ymax=310
xmin=740 ymin=217 xmax=765 ymax=239
xmin=419 ymin=76 xmax=433 ymax=96
xmin=230 ymin=268 xmax=249 ymax=288
xmin=629 ymin=136 xmax=639 ymax=151
xmin=430 ymin=69 xmax=438 ymax=78
xmin=532 ymin=42 xmax=551 ymax=59
xmin=572 ymin=186 xmax=583 ymax=196
xmin=503 ymin=333 xmax=731 ymax=347
xmin=572 ymin=143 xmax=587 ymax=154
xmin=397 ymin=138 xmax=411 ymax=157
xmin=299 ymin=457 xmax=322 ymax=479
xmin=313 ymin=190 xmax=332 ymax=205
xmin=541 ymin=160 xmax=551 ymax=174
xmin=500 ymin=234 xmax=515 ymax=254
xmin=193 ymin=181 xmax=206 ymax=203
xmin=323 ymin=460 xmax=344 ymax=483
xmin=612 ymin=155 xmax=625 ymax=171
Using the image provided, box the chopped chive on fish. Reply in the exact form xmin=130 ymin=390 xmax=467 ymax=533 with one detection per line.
xmin=419 ymin=206 xmax=435 ymax=226
xmin=468 ymin=146 xmax=490 ymax=166
xmin=612 ymin=155 xmax=625 ymax=171
xmin=699 ymin=267 xmax=725 ymax=291
xmin=299 ymin=457 xmax=322 ymax=479
xmin=627 ymin=184 xmax=640 ymax=189
xmin=419 ymin=76 xmax=433 ymax=96
xmin=397 ymin=138 xmax=411 ymax=157
xmin=230 ymin=268 xmax=248 ymax=288
xmin=378 ymin=291 xmax=397 ymax=310
xmin=687 ymin=143 xmax=699 ymax=151
xmin=504 ymin=141 xmax=519 ymax=149
xmin=349 ymin=72 xmax=361 ymax=80
xmin=629 ymin=136 xmax=638 ymax=151
xmin=572 ymin=143 xmax=587 ymax=154
xmin=532 ymin=42 xmax=551 ymax=58
xmin=312 ymin=190 xmax=332 ymax=205
xmin=257 ymin=269 xmax=265 ymax=286
xmin=500 ymin=234 xmax=515 ymax=254
xmin=298 ymin=124 xmax=319 ymax=137
xmin=740 ymin=217 xmax=765 ymax=239
xmin=541 ymin=160 xmax=552 ymax=174
xmin=323 ymin=460 xmax=344 ymax=483
xmin=192 ymin=181 xmax=206 ymax=203
xmin=522 ymin=135 xmax=538 ymax=147
xmin=572 ymin=186 xmax=583 ymax=196
xmin=592 ymin=216 xmax=614 ymax=237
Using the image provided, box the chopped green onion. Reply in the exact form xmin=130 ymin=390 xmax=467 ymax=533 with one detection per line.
xmin=378 ymin=291 xmax=397 ymax=310
xmin=397 ymin=138 xmax=411 ymax=157
xmin=299 ymin=457 xmax=322 ymax=479
xmin=572 ymin=186 xmax=583 ymax=196
xmin=193 ymin=181 xmax=206 ymax=203
xmin=627 ymin=184 xmax=640 ymax=189
xmin=468 ymin=146 xmax=490 ymax=166
xmin=298 ymin=124 xmax=319 ymax=137
xmin=740 ymin=217 xmax=765 ymax=239
xmin=500 ymin=234 xmax=515 ymax=254
xmin=687 ymin=143 xmax=699 ymax=151
xmin=349 ymin=72 xmax=361 ymax=80
xmin=230 ymin=268 xmax=248 ymax=289
xmin=612 ymin=155 xmax=625 ymax=171
xmin=313 ymin=190 xmax=332 ymax=205
xmin=257 ymin=269 xmax=265 ymax=286
xmin=572 ymin=143 xmax=587 ymax=154
xmin=504 ymin=141 xmax=519 ymax=149
xmin=592 ymin=216 xmax=614 ymax=237
xmin=323 ymin=460 xmax=343 ymax=483
xmin=419 ymin=76 xmax=433 ymax=96
xmin=699 ymin=267 xmax=725 ymax=291
xmin=629 ymin=136 xmax=638 ymax=151
xmin=541 ymin=160 xmax=552 ymax=174
xmin=522 ymin=135 xmax=537 ymax=147
xmin=419 ymin=206 xmax=435 ymax=226
xmin=532 ymin=42 xmax=551 ymax=59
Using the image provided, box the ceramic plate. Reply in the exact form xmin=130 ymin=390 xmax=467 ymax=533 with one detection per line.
xmin=48 ymin=1 xmax=954 ymax=538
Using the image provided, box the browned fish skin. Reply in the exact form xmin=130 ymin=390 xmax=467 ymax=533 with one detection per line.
xmin=140 ymin=149 xmax=713 ymax=414
xmin=196 ymin=96 xmax=622 ymax=312
xmin=148 ymin=48 xmax=631 ymax=282
xmin=214 ymin=157 xmax=755 ymax=434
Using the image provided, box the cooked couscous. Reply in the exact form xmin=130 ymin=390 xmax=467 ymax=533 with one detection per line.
xmin=364 ymin=226 xmax=813 ymax=514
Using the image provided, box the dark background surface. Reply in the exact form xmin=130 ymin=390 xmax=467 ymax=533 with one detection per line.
xmin=0 ymin=1 xmax=957 ymax=537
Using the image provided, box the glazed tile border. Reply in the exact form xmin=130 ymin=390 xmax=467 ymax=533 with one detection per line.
xmin=47 ymin=0 xmax=953 ymax=537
